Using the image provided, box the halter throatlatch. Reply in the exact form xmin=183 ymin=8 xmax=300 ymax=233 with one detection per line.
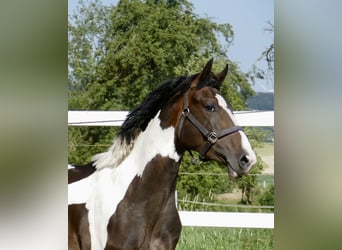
xmin=178 ymin=90 xmax=243 ymax=163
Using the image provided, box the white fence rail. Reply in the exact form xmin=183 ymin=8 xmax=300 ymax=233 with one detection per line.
xmin=179 ymin=211 xmax=274 ymax=229
xmin=68 ymin=110 xmax=274 ymax=229
xmin=68 ymin=110 xmax=274 ymax=127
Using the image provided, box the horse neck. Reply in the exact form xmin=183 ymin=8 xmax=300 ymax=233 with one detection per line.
xmin=158 ymin=98 xmax=185 ymax=155
xmin=128 ymin=110 xmax=182 ymax=177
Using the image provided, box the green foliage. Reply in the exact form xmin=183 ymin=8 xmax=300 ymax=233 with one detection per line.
xmin=258 ymin=184 xmax=274 ymax=206
xmin=68 ymin=0 xmax=252 ymax=110
xmin=177 ymin=152 xmax=235 ymax=199
xmin=68 ymin=0 xmax=110 ymax=90
xmin=68 ymin=126 xmax=118 ymax=164
xmin=235 ymin=127 xmax=266 ymax=204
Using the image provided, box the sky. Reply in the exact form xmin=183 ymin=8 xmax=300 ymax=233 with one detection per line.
xmin=68 ymin=0 xmax=274 ymax=92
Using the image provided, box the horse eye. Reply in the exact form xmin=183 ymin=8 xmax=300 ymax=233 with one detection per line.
xmin=205 ymin=105 xmax=216 ymax=112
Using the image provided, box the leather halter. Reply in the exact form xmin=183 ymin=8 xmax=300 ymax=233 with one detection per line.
xmin=177 ymin=89 xmax=243 ymax=162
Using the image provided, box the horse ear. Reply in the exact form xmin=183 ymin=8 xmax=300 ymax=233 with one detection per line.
xmin=191 ymin=58 xmax=214 ymax=87
xmin=216 ymin=64 xmax=229 ymax=84
xmin=199 ymin=58 xmax=214 ymax=82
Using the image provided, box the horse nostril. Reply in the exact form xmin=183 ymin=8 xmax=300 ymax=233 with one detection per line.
xmin=239 ymin=154 xmax=250 ymax=168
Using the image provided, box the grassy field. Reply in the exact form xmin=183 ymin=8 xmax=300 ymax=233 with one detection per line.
xmin=255 ymin=142 xmax=274 ymax=189
xmin=177 ymin=227 xmax=274 ymax=250
xmin=255 ymin=143 xmax=274 ymax=171
xmin=255 ymin=142 xmax=274 ymax=157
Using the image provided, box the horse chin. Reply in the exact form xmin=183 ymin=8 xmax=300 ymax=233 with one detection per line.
xmin=214 ymin=152 xmax=247 ymax=179
xmin=226 ymin=160 xmax=251 ymax=180
xmin=227 ymin=164 xmax=240 ymax=179
xmin=215 ymin=153 xmax=241 ymax=179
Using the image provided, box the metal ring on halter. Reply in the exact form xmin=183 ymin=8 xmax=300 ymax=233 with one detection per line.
xmin=182 ymin=108 xmax=190 ymax=116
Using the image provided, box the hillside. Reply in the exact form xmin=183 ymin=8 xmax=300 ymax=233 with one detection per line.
xmin=248 ymin=92 xmax=274 ymax=110
xmin=248 ymin=92 xmax=274 ymax=143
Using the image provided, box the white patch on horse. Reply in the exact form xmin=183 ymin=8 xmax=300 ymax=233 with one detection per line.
xmin=215 ymin=94 xmax=238 ymax=125
xmin=68 ymin=174 xmax=92 ymax=205
xmin=215 ymin=94 xmax=257 ymax=164
xmin=86 ymin=111 xmax=181 ymax=250
xmin=239 ymin=131 xmax=257 ymax=165
xmin=68 ymin=164 xmax=75 ymax=169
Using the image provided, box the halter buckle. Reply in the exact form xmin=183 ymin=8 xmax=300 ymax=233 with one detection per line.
xmin=207 ymin=131 xmax=218 ymax=144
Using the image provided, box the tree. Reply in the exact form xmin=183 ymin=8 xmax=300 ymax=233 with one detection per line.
xmin=263 ymin=21 xmax=274 ymax=73
xmin=68 ymin=0 xmax=252 ymax=111
xmin=258 ymin=184 xmax=274 ymax=207
xmin=248 ymin=21 xmax=274 ymax=86
xmin=68 ymin=0 xmax=260 ymax=202
xmin=68 ymin=0 xmax=110 ymax=90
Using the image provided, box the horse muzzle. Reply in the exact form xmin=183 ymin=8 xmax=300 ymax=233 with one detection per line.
xmin=226 ymin=152 xmax=257 ymax=179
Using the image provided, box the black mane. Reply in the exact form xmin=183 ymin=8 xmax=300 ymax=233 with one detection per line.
xmin=118 ymin=72 xmax=221 ymax=144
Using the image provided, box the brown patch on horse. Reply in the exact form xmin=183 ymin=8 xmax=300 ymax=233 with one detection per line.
xmin=68 ymin=162 xmax=96 ymax=184
xmin=159 ymin=98 xmax=183 ymax=129
xmin=105 ymin=155 xmax=181 ymax=249
xmin=68 ymin=204 xmax=91 ymax=250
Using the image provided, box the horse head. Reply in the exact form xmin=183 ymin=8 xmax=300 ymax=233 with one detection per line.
xmin=177 ymin=59 xmax=257 ymax=179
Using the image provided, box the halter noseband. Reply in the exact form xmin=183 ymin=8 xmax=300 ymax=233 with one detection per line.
xmin=177 ymin=90 xmax=243 ymax=162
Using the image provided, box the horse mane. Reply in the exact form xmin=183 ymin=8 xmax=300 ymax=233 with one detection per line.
xmin=118 ymin=76 xmax=194 ymax=143
xmin=92 ymin=71 xmax=220 ymax=169
xmin=118 ymin=71 xmax=220 ymax=143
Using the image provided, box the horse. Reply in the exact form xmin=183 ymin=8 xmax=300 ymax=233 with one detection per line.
xmin=68 ymin=59 xmax=257 ymax=250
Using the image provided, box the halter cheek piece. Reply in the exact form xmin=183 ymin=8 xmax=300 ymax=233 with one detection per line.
xmin=177 ymin=90 xmax=243 ymax=163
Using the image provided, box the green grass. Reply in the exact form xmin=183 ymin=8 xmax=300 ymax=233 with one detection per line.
xmin=177 ymin=227 xmax=274 ymax=250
